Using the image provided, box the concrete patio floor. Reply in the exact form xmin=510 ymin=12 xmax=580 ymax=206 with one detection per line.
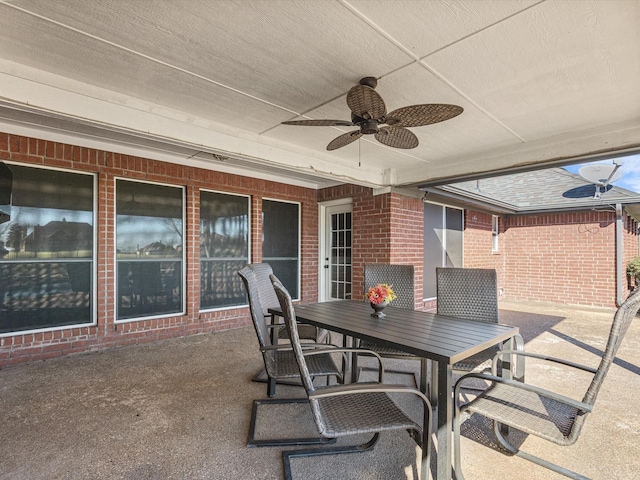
xmin=0 ymin=299 xmax=638 ymax=479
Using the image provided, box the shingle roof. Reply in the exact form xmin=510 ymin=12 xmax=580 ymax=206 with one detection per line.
xmin=436 ymin=167 xmax=640 ymax=214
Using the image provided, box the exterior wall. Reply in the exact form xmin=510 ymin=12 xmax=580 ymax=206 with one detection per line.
xmin=0 ymin=131 xmax=318 ymax=366
xmin=464 ymin=208 xmax=639 ymax=308
xmin=463 ymin=211 xmax=505 ymax=275
xmin=4 ymin=132 xmax=636 ymax=365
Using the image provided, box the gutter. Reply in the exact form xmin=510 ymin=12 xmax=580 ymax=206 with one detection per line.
xmin=616 ymin=203 xmax=623 ymax=306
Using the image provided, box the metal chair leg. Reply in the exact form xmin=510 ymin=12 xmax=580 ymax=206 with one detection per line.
xmin=282 ymin=433 xmax=380 ymax=480
xmin=246 ymin=398 xmax=337 ymax=448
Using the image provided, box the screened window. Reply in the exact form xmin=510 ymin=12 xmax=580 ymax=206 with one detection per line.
xmin=116 ymin=180 xmax=183 ymax=320
xmin=262 ymin=199 xmax=300 ymax=299
xmin=423 ymin=202 xmax=463 ymax=299
xmin=200 ymin=191 xmax=249 ymax=309
xmin=0 ymin=164 xmax=94 ymax=334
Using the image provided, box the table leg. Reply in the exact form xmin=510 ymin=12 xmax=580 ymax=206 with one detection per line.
xmin=436 ymin=361 xmax=453 ymax=480
xmin=430 ymin=360 xmax=438 ymax=405
xmin=420 ymin=358 xmax=429 ymax=396
xmin=502 ymin=336 xmax=515 ymax=380
xmin=343 ymin=335 xmax=355 ymax=384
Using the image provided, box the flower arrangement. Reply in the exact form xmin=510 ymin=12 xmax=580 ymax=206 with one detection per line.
xmin=366 ymin=283 xmax=397 ymax=305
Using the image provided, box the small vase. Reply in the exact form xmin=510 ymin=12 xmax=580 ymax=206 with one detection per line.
xmin=370 ymin=300 xmax=388 ymax=318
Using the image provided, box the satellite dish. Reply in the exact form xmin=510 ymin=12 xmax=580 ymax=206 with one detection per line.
xmin=578 ymin=163 xmax=623 ymax=199
xmin=578 ymin=164 xmax=623 ymax=185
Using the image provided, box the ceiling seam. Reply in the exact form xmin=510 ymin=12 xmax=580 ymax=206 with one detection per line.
xmin=339 ymin=0 xmax=548 ymax=144
xmin=0 ymin=1 xmax=299 ymax=117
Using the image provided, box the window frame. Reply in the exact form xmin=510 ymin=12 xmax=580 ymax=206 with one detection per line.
xmin=199 ymin=189 xmax=251 ymax=312
xmin=114 ymin=177 xmax=186 ymax=324
xmin=0 ymin=162 xmax=97 ymax=337
xmin=261 ymin=197 xmax=301 ymax=301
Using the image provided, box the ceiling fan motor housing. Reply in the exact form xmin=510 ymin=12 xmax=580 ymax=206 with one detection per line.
xmin=361 ymin=119 xmax=379 ymax=135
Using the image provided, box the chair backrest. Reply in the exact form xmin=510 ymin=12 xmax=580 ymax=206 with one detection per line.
xmin=247 ymin=263 xmax=279 ymax=317
xmin=364 ymin=264 xmax=415 ymax=309
xmin=237 ymin=265 xmax=277 ymax=375
xmin=436 ymin=267 xmax=498 ymax=324
xmin=584 ymin=286 xmax=640 ymax=407
xmin=560 ymin=286 xmax=640 ymax=443
xmin=270 ymin=274 xmax=316 ymax=395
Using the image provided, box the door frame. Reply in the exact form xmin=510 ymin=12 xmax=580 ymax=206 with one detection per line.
xmin=318 ymin=198 xmax=353 ymax=302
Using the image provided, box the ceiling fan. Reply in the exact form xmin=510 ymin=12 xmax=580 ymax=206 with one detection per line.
xmin=281 ymin=77 xmax=463 ymax=151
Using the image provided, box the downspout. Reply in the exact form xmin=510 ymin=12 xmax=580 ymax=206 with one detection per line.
xmin=616 ymin=203 xmax=623 ymax=306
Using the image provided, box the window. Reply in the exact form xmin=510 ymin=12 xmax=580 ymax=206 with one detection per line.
xmin=200 ymin=191 xmax=249 ymax=309
xmin=116 ymin=179 xmax=183 ymax=320
xmin=423 ymin=202 xmax=463 ymax=299
xmin=0 ymin=164 xmax=95 ymax=334
xmin=262 ymin=199 xmax=300 ymax=299
xmin=492 ymin=215 xmax=499 ymax=252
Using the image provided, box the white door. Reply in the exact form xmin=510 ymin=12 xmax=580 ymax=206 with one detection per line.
xmin=320 ymin=202 xmax=352 ymax=301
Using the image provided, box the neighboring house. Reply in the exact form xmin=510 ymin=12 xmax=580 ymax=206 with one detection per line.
xmin=22 ymin=220 xmax=92 ymax=254
xmin=139 ymin=241 xmax=177 ymax=257
xmin=424 ymin=168 xmax=640 ymax=308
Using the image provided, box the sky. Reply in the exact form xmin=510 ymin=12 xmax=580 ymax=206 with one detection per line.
xmin=563 ymin=153 xmax=640 ymax=193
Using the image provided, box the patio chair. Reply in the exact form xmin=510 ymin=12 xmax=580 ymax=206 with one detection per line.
xmin=436 ymin=267 xmax=525 ymax=385
xmin=246 ymin=263 xmax=331 ymax=388
xmin=453 ymin=286 xmax=640 ymax=480
xmin=356 ymin=264 xmax=425 ymax=386
xmin=270 ymin=273 xmax=433 ymax=480
xmin=238 ymin=265 xmax=342 ymax=447
xmin=248 ymin=263 xmax=329 ymax=344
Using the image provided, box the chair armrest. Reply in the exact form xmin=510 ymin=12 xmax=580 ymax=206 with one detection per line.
xmin=302 ymin=348 xmax=386 ymax=382
xmin=454 ymin=372 xmax=593 ymax=414
xmin=492 ymin=350 xmax=597 ymax=375
xmin=260 ymin=344 xmax=294 ymax=352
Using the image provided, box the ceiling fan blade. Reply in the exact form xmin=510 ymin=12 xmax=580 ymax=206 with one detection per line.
xmin=386 ymin=104 xmax=463 ymax=128
xmin=374 ymin=126 xmax=419 ymax=149
xmin=282 ymin=119 xmax=354 ymax=127
xmin=326 ymin=130 xmax=363 ymax=151
xmin=346 ymin=84 xmax=387 ymax=120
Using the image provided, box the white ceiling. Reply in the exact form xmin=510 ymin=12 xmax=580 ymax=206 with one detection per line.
xmin=0 ymin=0 xmax=639 ymax=190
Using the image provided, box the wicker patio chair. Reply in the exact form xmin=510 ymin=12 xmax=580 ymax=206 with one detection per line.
xmin=270 ymin=274 xmax=433 ymax=480
xmin=453 ymin=286 xmax=640 ymax=480
xmin=356 ymin=264 xmax=426 ymax=386
xmin=238 ymin=265 xmax=342 ymax=447
xmin=246 ymin=263 xmax=331 ymax=389
xmin=248 ymin=263 xmax=329 ymax=344
xmin=436 ymin=267 xmax=525 ymax=384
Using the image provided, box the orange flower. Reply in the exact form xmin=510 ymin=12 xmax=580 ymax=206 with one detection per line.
xmin=366 ymin=283 xmax=397 ymax=305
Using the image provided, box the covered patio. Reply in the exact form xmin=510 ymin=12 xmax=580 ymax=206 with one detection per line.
xmin=1 ymin=3 xmax=640 ymax=479
xmin=1 ymin=298 xmax=638 ymax=479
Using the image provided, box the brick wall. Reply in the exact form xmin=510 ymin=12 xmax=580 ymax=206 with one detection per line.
xmin=464 ymin=208 xmax=639 ymax=307
xmin=318 ymin=187 xmax=427 ymax=309
xmin=4 ymin=131 xmax=634 ymax=365
xmin=463 ymin=211 xmax=505 ymax=275
xmin=0 ymin=131 xmax=318 ymax=366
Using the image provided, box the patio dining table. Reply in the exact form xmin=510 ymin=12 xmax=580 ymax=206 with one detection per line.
xmin=269 ymin=299 xmax=519 ymax=480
